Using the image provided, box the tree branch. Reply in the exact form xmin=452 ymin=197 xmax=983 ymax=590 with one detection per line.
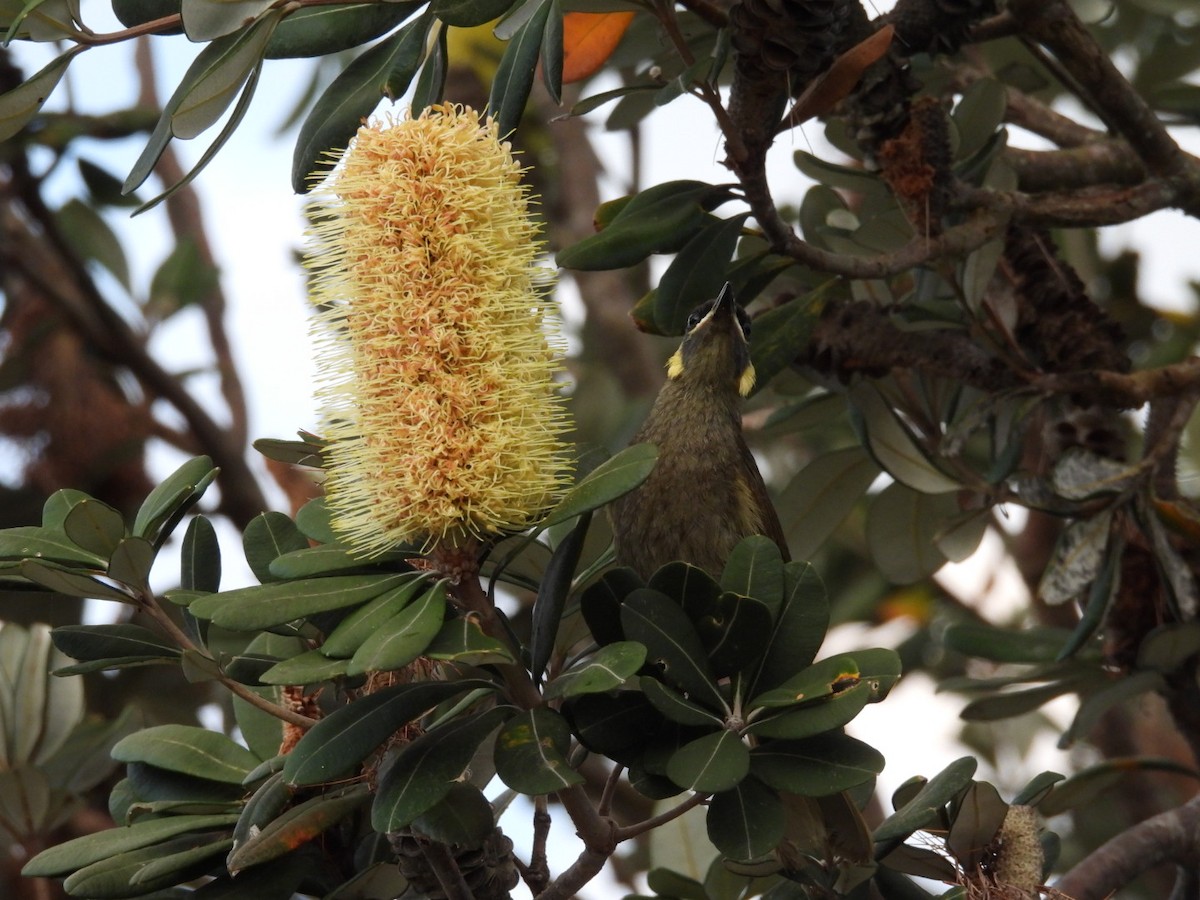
xmin=1055 ymin=795 xmax=1200 ymax=899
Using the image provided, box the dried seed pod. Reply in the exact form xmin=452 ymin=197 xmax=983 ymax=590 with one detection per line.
xmin=392 ymin=826 xmax=519 ymax=900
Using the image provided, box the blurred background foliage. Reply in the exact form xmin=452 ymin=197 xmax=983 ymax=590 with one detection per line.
xmin=2 ymin=0 xmax=1200 ymax=895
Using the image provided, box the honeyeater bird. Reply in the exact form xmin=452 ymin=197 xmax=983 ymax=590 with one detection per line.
xmin=610 ymin=283 xmax=790 ymax=579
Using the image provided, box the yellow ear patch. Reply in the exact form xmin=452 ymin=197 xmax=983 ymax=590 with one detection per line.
xmin=738 ymin=363 xmax=756 ymax=397
xmin=667 ymin=348 xmax=685 ymax=380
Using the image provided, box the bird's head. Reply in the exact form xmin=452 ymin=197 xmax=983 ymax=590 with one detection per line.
xmin=666 ymin=283 xmax=756 ymax=397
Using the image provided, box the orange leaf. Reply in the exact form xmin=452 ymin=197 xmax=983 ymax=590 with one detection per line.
xmin=785 ymin=24 xmax=895 ymax=128
xmin=562 ymin=11 xmax=636 ymax=84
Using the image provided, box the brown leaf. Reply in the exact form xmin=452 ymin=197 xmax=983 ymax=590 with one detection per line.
xmin=783 ymin=24 xmax=895 ymax=128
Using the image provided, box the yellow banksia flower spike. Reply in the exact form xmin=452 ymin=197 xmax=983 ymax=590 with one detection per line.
xmin=307 ymin=104 xmax=571 ymax=557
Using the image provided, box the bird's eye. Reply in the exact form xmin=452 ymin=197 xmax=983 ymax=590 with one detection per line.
xmin=686 ymin=311 xmax=703 ymax=331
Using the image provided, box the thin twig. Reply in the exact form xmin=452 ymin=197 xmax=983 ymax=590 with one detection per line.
xmin=527 ymin=796 xmax=552 ymax=895
xmin=418 ymin=838 xmax=476 ymax=900
xmin=598 ymin=764 xmax=624 ymax=817
xmin=613 ymin=790 xmax=710 ymax=841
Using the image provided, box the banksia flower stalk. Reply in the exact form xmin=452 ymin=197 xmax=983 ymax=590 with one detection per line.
xmin=307 ymin=105 xmax=570 ymax=558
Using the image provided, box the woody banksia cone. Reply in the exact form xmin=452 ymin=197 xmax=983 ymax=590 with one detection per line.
xmin=307 ymin=105 xmax=570 ymax=557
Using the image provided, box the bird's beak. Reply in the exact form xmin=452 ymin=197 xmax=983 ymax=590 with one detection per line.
xmin=713 ymin=283 xmax=736 ymax=318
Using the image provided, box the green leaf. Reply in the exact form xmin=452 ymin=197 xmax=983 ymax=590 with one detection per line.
xmin=284 ymin=680 xmax=490 ymax=785
xmin=372 ymin=707 xmax=509 ymax=831
xmin=230 ymin=772 xmax=292 ymax=854
xmin=541 ymin=443 xmax=657 ymax=529
xmin=494 ymin=708 xmax=585 ymax=794
xmin=132 ymin=456 xmax=217 ymax=545
xmin=942 ymin=623 xmax=1075 ymax=663
xmin=958 ymin=677 xmax=1090 ymax=722
xmin=750 ymin=734 xmax=884 ymax=796
xmin=252 ymin=437 xmax=326 ymax=468
xmin=107 ymin=537 xmax=156 ymax=594
xmin=621 ymin=588 xmax=724 ymax=711
xmin=347 ymin=582 xmax=447 ymax=675
xmin=751 ymin=561 xmax=829 ymax=693
xmin=720 ymin=535 xmax=784 ymax=611
xmin=953 ymin=77 xmax=1006 ymax=161
xmin=41 ymin=489 xmax=93 ymax=530
xmin=149 ymin=237 xmax=218 ymax=317
xmin=268 ymin=546 xmax=375 ymax=579
xmin=321 ymin=575 xmax=429 ymax=657
xmin=425 ymin=615 xmax=516 ymax=665
xmin=565 ymin=691 xmax=660 ymax=760
xmin=543 ymin=641 xmax=646 ymax=700
xmin=580 ymin=566 xmax=640 ymax=646
xmin=695 ymin=592 xmax=773 ymax=679
xmin=750 ymin=653 xmax=861 ymax=709
xmin=259 ymin=649 xmax=349 ymax=686
xmin=0 ymin=45 xmax=82 ymax=142
xmin=1038 ymin=510 xmax=1113 ymax=607
xmin=947 ymin=781 xmax=1007 ymax=873
xmin=778 ymin=447 xmax=880 ymax=562
xmin=22 ymin=813 xmax=241 ymax=877
xmin=411 ymin=21 xmax=448 ymax=108
xmin=431 ymin=0 xmax=514 ymax=26
xmin=227 ymin=785 xmax=370 ymax=874
xmin=488 ymin=0 xmax=550 ymax=136
xmin=556 ymin=180 xmax=734 ymax=271
xmin=51 ymin=624 xmax=179 ymax=664
xmin=746 ymin=680 xmax=873 ymax=739
xmin=242 ymin=511 xmax=309 ymax=584
xmin=851 ymin=384 xmax=960 ymax=494
xmin=747 ymin=290 xmax=824 ymax=392
xmin=411 ymin=782 xmax=495 ymax=849
xmin=667 ymin=730 xmax=749 ymax=792
xmin=653 ymin=214 xmax=749 ymax=334
xmin=181 ymin=0 xmax=270 ymax=40
xmin=291 ymin=12 xmax=433 ymax=193
xmin=191 ymin=573 xmax=410 ymax=629
xmin=172 ymin=9 xmax=283 ymax=136
xmin=640 ymin=675 xmax=721 ymax=726
xmin=265 ymin=0 xmax=420 ymax=57
xmin=0 ymin=525 xmax=106 ymax=567
xmin=1061 ymin=670 xmax=1165 ymax=749
xmin=64 ymin=834 xmax=233 ymax=897
xmin=540 ymin=0 xmax=562 ymax=103
xmin=794 ymin=150 xmax=886 ymax=195
xmin=55 ymin=200 xmax=131 ymax=290
xmin=866 ymin=482 xmax=957 ymax=584
xmin=182 ymin=515 xmax=222 ymax=593
xmin=531 ymin=512 xmax=591 ymax=682
xmin=112 ymin=725 xmax=262 ymax=784
xmin=294 ymin=497 xmax=336 ymax=544
xmin=647 ymin=868 xmax=710 ymax=900
xmin=874 ymin=756 xmax=977 ymax=843
xmin=706 ymin=777 xmax=784 ymax=860
xmin=18 ymin=559 xmax=135 ymax=602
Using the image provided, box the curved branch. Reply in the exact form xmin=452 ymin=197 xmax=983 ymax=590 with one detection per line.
xmin=1055 ymin=795 xmax=1200 ymax=900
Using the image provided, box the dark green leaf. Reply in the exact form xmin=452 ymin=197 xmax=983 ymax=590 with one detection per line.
xmin=494 ymin=708 xmax=585 ymax=793
xmin=348 ymin=582 xmax=447 ymax=675
xmin=752 ymin=561 xmax=828 ymax=693
xmin=555 ymin=180 xmax=734 ymax=271
xmin=874 ymin=756 xmax=977 ymax=843
xmin=411 ymin=783 xmax=495 ymax=849
xmin=851 ymin=385 xmax=960 ymax=494
xmin=650 ymin=561 xmax=721 ymax=620
xmin=243 ymin=512 xmax=309 ymax=584
xmin=252 ymin=437 xmax=326 ymax=468
xmin=182 ymin=515 xmax=221 ymax=593
xmin=292 ymin=12 xmax=433 ymax=192
xmin=720 ymin=535 xmax=784 ymax=611
xmin=295 ymin=497 xmax=336 ymax=544
xmin=543 ymin=641 xmax=646 ymax=700
xmin=667 ymin=729 xmax=749 ymax=792
xmin=55 ymin=200 xmax=131 ymax=290
xmin=794 ymin=151 xmax=886 ymax=195
xmin=696 ymin=592 xmax=773 ymax=679
xmin=132 ymin=456 xmax=217 ymax=545
xmin=191 ymin=573 xmax=410 ymax=629
xmin=1012 ymin=771 xmax=1064 ymax=807
xmin=22 ymin=813 xmax=241 ymax=877
xmin=411 ymin=23 xmax=448 ymax=108
xmin=580 ymin=566 xmax=641 ymax=646
xmin=947 ymin=781 xmax=1007 ymax=872
xmin=424 ymin=615 xmax=516 ymax=665
xmin=746 ymin=680 xmax=872 ymax=739
xmin=866 ymin=482 xmax=957 ymax=584
xmin=431 ymin=0 xmax=514 ymax=26
xmin=488 ymin=0 xmax=550 ymax=136
xmin=112 ymin=725 xmax=262 ymax=784
xmin=284 ymin=680 xmax=490 ymax=785
xmin=51 ymin=624 xmax=178 ymax=663
xmin=959 ymin=679 xmax=1087 ymax=722
xmin=542 ymin=443 xmax=658 ymax=529
xmin=265 ymin=1 xmax=420 ymax=57
xmin=564 ymin=691 xmax=661 ymax=759
xmin=372 ymin=707 xmax=509 ymax=831
xmin=750 ymin=734 xmax=883 ymax=796
xmin=751 ymin=653 xmax=861 ymax=709
xmin=621 ymin=588 xmax=724 ymax=711
xmin=647 ymin=868 xmax=709 ymax=900
xmin=706 ymin=777 xmax=784 ymax=860
xmin=269 ymin=546 xmax=378 ymax=579
xmin=227 ymin=785 xmax=370 ymax=874
xmin=639 ymin=675 xmax=722 ymax=726
xmin=259 ymin=649 xmax=349 ymax=686
xmin=653 ymin=214 xmax=749 ymax=333
xmin=540 ymin=0 xmax=562 ymax=103
xmin=322 ymin=578 xmax=426 ymax=659
xmin=1060 ymin=670 xmax=1165 ymax=749
xmin=19 ymin=559 xmax=135 ymax=602
xmin=531 ymin=512 xmax=591 ymax=682
xmin=1039 ymin=757 xmax=1200 ymax=817
xmin=63 ymin=834 xmax=233 ymax=897
xmin=230 ymin=772 xmax=291 ymax=856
